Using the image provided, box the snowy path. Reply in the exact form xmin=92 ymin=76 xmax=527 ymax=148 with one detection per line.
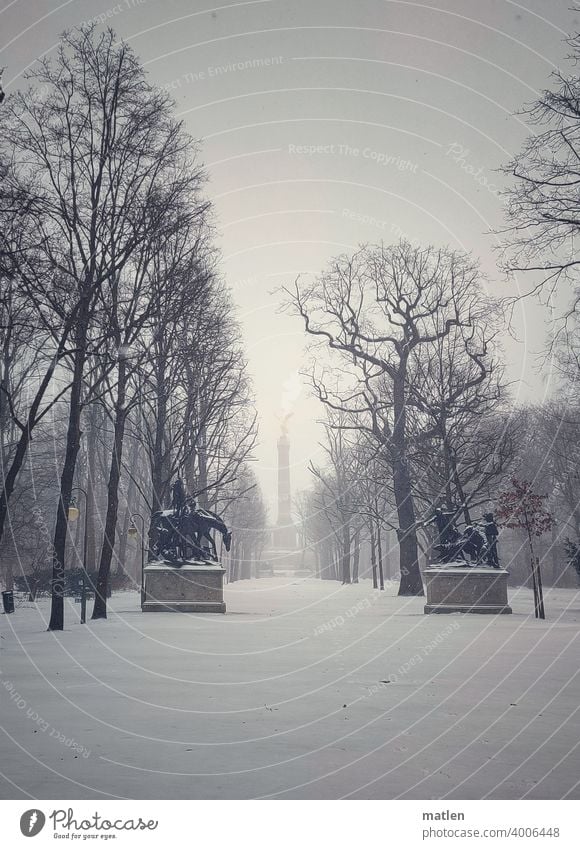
xmin=1 ymin=577 xmax=579 ymax=799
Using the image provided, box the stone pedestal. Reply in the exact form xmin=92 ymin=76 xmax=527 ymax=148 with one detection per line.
xmin=142 ymin=561 xmax=226 ymax=613
xmin=424 ymin=564 xmax=512 ymax=614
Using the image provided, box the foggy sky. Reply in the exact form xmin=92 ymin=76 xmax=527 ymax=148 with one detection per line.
xmin=1 ymin=0 xmax=575 ymax=515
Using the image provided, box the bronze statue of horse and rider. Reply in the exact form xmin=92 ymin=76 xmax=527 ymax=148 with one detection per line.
xmin=149 ymin=478 xmax=232 ymax=565
xmin=426 ymin=508 xmax=500 ymax=568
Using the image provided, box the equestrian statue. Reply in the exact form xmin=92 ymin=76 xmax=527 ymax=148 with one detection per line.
xmin=149 ymin=478 xmax=232 ymax=565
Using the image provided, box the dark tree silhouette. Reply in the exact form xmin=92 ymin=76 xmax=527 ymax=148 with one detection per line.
xmin=286 ymin=241 xmax=495 ymax=596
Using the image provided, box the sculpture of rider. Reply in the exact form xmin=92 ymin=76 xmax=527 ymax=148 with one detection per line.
xmin=481 ymin=512 xmax=500 ymax=568
xmin=427 ymin=507 xmax=461 ymax=563
xmin=171 ymin=477 xmax=186 ymax=517
xmin=461 ymin=524 xmax=486 ymax=564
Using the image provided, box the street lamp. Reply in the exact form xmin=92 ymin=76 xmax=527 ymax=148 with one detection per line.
xmin=128 ymin=512 xmax=147 ymax=609
xmin=67 ymin=486 xmax=88 ymax=624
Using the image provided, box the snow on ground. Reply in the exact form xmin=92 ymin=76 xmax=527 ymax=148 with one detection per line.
xmin=1 ymin=577 xmax=579 ymax=800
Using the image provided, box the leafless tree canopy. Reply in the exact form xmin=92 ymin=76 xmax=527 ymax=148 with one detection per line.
xmin=500 ymin=29 xmax=580 ymax=316
xmin=285 ymin=242 xmax=514 ymax=595
xmin=0 ymin=26 xmax=264 ymax=626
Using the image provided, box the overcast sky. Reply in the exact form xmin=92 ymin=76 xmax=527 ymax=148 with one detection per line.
xmin=1 ymin=0 xmax=576 ymax=515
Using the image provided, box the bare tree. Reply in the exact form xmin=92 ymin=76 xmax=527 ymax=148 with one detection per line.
xmin=309 ymin=410 xmax=368 ymax=584
xmin=295 ymin=485 xmax=336 ymax=579
xmin=91 ymin=206 xmax=208 ymax=620
xmin=223 ymin=465 xmax=268 ymax=582
xmin=286 ymin=241 xmax=492 ymax=596
xmin=500 ymin=23 xmax=580 ymax=313
xmin=2 ymin=25 xmax=207 ymax=629
xmin=0 ymin=160 xmax=77 ymax=555
xmin=407 ymin=305 xmax=515 ymax=522
xmin=537 ymin=402 xmax=580 ymax=566
xmin=133 ymin=245 xmax=257 ymax=521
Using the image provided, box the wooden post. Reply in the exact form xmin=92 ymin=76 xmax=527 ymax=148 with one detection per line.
xmin=369 ymin=520 xmax=378 ymax=589
xmin=530 ymin=557 xmax=539 ymax=618
xmin=376 ymin=524 xmax=385 ymax=591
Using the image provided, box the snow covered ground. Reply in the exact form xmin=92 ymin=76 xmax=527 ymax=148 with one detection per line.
xmin=1 ymin=577 xmax=579 ymax=800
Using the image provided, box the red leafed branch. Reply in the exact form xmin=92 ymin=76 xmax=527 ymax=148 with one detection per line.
xmin=496 ymin=477 xmax=553 ymax=537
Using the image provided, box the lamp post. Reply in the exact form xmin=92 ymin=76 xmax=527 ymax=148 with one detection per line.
xmin=128 ymin=512 xmax=146 ymax=609
xmin=67 ymin=485 xmax=89 ymax=624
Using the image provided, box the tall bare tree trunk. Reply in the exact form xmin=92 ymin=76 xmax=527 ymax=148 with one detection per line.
xmin=84 ymin=403 xmax=100 ymax=572
xmin=0 ymin=354 xmax=60 ymax=548
xmin=49 ymin=323 xmax=87 ymax=631
xmin=376 ymin=518 xmax=385 ymax=591
xmin=118 ymin=436 xmax=140 ymax=581
xmin=392 ymin=374 xmax=423 ymax=596
xmin=151 ymin=357 xmax=169 ymax=513
xmin=197 ymin=394 xmax=209 ymax=509
xmin=352 ymin=528 xmax=360 ymax=583
xmin=92 ymin=359 xmax=127 ymax=619
xmin=341 ymin=518 xmax=351 ymax=584
xmin=550 ymin=523 xmax=561 ymax=586
xmin=116 ymin=507 xmax=131 ymax=577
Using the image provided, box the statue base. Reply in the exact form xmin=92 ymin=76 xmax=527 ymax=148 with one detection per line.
xmin=142 ymin=561 xmax=226 ymax=613
xmin=424 ymin=564 xmax=512 ymax=614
